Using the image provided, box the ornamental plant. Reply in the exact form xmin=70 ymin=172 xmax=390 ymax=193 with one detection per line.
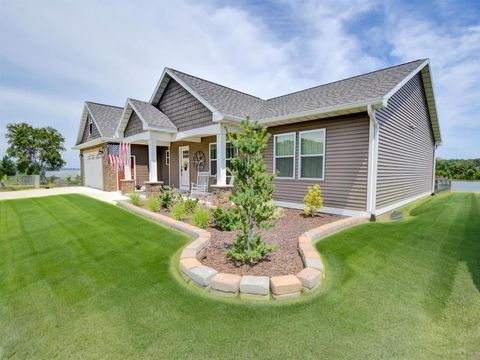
xmin=303 ymin=184 xmax=323 ymax=217
xmin=192 ymin=206 xmax=210 ymax=229
xmin=225 ymin=117 xmax=279 ymax=264
xmin=129 ymin=192 xmax=141 ymax=206
xmin=147 ymin=196 xmax=161 ymax=212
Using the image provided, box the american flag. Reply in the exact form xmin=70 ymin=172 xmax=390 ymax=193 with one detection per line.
xmin=108 ymin=142 xmax=130 ymax=170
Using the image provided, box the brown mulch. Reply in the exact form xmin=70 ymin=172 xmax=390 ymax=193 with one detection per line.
xmin=199 ymin=208 xmax=343 ymax=277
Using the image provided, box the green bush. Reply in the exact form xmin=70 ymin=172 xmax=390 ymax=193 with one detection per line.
xmin=170 ymin=201 xmax=187 ymax=221
xmin=147 ymin=196 xmax=161 ymax=212
xmin=212 ymin=207 xmax=236 ymax=231
xmin=129 ymin=192 xmax=141 ymax=206
xmin=183 ymin=197 xmax=199 ymax=215
xmin=192 ymin=207 xmax=210 ymax=229
xmin=159 ymin=186 xmax=174 ymax=209
xmin=303 ymin=184 xmax=323 ymax=216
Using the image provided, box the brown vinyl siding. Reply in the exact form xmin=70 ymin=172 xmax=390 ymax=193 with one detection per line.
xmin=131 ymin=145 xmax=149 ymax=186
xmin=157 ymin=79 xmax=213 ymax=131
xmin=157 ymin=146 xmax=170 ymax=185
xmin=375 ymin=73 xmax=435 ymax=209
xmin=81 ymin=115 xmax=101 ymax=143
xmin=265 ymin=114 xmax=370 ymax=211
xmin=170 ymin=136 xmax=215 ymax=188
xmin=124 ymin=112 xmax=144 ymax=137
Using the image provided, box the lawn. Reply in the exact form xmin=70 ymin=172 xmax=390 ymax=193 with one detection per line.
xmin=0 ymin=193 xmax=478 ymax=359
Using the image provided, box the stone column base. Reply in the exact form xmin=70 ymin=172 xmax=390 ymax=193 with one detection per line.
xmin=120 ymin=179 xmax=135 ymax=195
xmin=210 ymin=184 xmax=234 ymax=208
xmin=145 ymin=181 xmax=164 ymax=198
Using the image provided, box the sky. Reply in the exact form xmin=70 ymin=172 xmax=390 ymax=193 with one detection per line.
xmin=0 ymin=0 xmax=479 ymax=168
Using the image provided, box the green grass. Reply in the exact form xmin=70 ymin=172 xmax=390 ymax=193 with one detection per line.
xmin=0 ymin=193 xmax=479 ymax=359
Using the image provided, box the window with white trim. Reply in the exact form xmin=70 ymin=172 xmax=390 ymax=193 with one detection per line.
xmin=209 ymin=143 xmax=217 ymax=176
xmin=299 ymin=129 xmax=325 ymax=180
xmin=88 ymin=116 xmax=93 ymax=135
xmin=274 ymin=133 xmax=295 ymax=178
xmin=165 ymin=149 xmax=170 ymax=166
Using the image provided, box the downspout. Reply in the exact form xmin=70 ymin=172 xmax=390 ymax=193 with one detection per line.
xmin=367 ymin=104 xmax=379 ymax=221
xmin=431 ymin=144 xmax=439 ymax=194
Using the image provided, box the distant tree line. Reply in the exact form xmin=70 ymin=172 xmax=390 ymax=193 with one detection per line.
xmin=436 ymin=158 xmax=480 ymax=180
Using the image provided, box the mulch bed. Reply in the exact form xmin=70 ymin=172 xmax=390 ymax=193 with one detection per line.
xmin=142 ymin=204 xmax=343 ymax=277
xmin=199 ymin=208 xmax=343 ymax=276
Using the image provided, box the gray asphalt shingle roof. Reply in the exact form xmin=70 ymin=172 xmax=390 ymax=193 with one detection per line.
xmin=168 ymin=59 xmax=427 ymax=120
xmin=85 ymin=102 xmax=124 ymax=138
xmin=129 ymin=98 xmax=176 ymax=130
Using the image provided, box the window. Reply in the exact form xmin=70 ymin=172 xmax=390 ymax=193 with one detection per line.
xmin=209 ymin=143 xmax=217 ymax=176
xmin=299 ymin=129 xmax=326 ymax=180
xmin=274 ymin=133 xmax=295 ymax=178
xmin=88 ymin=116 xmax=93 ymax=135
xmin=165 ymin=149 xmax=170 ymax=166
xmin=209 ymin=142 xmax=237 ymax=177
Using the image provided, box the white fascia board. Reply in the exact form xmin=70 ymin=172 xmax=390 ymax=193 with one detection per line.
xmin=123 ymin=131 xmax=173 ymax=144
xmin=174 ymin=124 xmax=222 ymax=141
xmin=257 ymin=98 xmax=385 ymax=126
xmin=149 ymin=68 xmax=169 ymax=104
xmin=274 ymin=200 xmax=368 ymax=217
xmin=115 ymin=99 xmax=133 ymax=137
xmin=383 ymin=60 xmax=429 ymax=103
xmin=375 ymin=192 xmax=431 ymax=216
xmin=75 ymin=105 xmax=90 ymax=145
xmin=72 ymin=137 xmax=113 ymax=150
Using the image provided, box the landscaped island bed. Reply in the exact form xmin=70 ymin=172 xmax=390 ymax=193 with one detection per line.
xmin=201 ymin=208 xmax=342 ymax=276
xmin=0 ymin=192 xmax=478 ymax=358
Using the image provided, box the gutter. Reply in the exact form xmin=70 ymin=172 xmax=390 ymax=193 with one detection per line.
xmin=366 ymin=104 xmax=380 ymax=221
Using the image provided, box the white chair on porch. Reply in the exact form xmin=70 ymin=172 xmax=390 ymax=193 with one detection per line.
xmin=190 ymin=172 xmax=210 ymax=200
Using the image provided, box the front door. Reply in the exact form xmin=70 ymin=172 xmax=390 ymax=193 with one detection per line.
xmin=179 ymin=146 xmax=190 ymax=190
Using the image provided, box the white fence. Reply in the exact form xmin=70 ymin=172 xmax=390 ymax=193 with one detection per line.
xmin=451 ymin=180 xmax=480 ymax=192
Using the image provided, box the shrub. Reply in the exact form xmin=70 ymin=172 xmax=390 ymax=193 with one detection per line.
xmin=303 ymin=184 xmax=323 ymax=216
xmin=170 ymin=201 xmax=187 ymax=221
xmin=192 ymin=207 xmax=210 ymax=229
xmin=183 ymin=196 xmax=199 ymax=215
xmin=147 ymin=196 xmax=161 ymax=212
xmin=224 ymin=117 xmax=278 ymax=264
xmin=159 ymin=186 xmax=174 ymax=209
xmin=129 ymin=192 xmax=141 ymax=206
xmin=212 ymin=207 xmax=236 ymax=231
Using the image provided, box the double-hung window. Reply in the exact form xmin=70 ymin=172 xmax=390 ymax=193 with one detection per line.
xmin=165 ymin=149 xmax=170 ymax=166
xmin=209 ymin=142 xmax=237 ymax=178
xmin=299 ymin=129 xmax=325 ymax=180
xmin=209 ymin=143 xmax=217 ymax=176
xmin=274 ymin=132 xmax=295 ymax=178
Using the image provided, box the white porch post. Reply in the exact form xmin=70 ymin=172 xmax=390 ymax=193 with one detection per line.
xmin=148 ymin=137 xmax=158 ymax=182
xmin=124 ymin=145 xmax=132 ymax=180
xmin=216 ymin=127 xmax=227 ymax=186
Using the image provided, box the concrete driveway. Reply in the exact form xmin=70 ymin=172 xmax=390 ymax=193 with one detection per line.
xmin=0 ymin=186 xmax=128 ymax=204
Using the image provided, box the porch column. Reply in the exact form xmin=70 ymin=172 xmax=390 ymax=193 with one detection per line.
xmin=124 ymin=145 xmax=132 ymax=180
xmin=148 ymin=137 xmax=158 ymax=182
xmin=216 ymin=127 xmax=227 ymax=186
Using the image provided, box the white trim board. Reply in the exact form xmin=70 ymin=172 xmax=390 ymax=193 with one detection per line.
xmin=375 ymin=192 xmax=431 ymax=216
xmin=274 ymin=200 xmax=368 ymax=217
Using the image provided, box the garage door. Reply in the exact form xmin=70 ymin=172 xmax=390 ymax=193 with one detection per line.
xmin=84 ymin=152 xmax=103 ymax=189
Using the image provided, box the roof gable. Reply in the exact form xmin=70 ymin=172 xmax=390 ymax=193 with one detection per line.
xmin=75 ymin=102 xmax=123 ymax=145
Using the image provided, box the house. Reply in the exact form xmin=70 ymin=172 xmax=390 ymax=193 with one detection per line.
xmin=73 ymin=59 xmax=441 ymax=219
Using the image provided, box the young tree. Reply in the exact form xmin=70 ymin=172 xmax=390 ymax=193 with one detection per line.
xmin=0 ymin=155 xmax=16 ymax=177
xmin=5 ymin=123 xmax=65 ymax=181
xmin=225 ymin=117 xmax=279 ymax=264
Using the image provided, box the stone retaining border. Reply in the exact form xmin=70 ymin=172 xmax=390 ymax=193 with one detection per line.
xmin=117 ymin=200 xmax=369 ymax=301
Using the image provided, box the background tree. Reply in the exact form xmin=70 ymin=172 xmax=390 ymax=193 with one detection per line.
xmin=436 ymin=158 xmax=480 ymax=180
xmin=0 ymin=155 xmax=17 ymax=177
xmin=225 ymin=118 xmax=279 ymax=264
xmin=5 ymin=123 xmax=65 ymax=181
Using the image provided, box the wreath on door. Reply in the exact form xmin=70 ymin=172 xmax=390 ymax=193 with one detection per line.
xmin=193 ymin=151 xmax=206 ymax=171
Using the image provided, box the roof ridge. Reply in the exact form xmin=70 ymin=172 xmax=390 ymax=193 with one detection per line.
xmin=266 ymin=59 xmax=428 ymax=101
xmin=167 ymin=67 xmax=264 ymax=101
xmin=86 ymin=101 xmax=123 ymax=109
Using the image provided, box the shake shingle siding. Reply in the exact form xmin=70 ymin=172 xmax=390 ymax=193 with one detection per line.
xmin=264 ymin=114 xmax=370 ymax=211
xmin=375 ymin=73 xmax=435 ymax=209
xmin=81 ymin=115 xmax=101 ymax=143
xmin=157 ymin=79 xmax=212 ymax=131
xmin=124 ymin=112 xmax=144 ymax=137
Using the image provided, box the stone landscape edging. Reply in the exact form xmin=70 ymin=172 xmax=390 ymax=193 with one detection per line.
xmin=117 ymin=200 xmax=369 ymax=301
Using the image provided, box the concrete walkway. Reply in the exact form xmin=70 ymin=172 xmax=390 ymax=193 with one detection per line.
xmin=0 ymin=186 xmax=128 ymax=204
